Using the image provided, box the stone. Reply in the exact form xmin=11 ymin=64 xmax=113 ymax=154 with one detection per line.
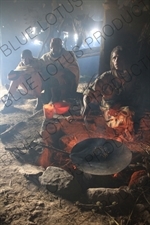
xmin=39 ymin=166 xmax=82 ymax=200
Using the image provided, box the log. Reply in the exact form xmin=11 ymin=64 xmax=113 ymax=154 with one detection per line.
xmin=84 ymin=187 xmax=134 ymax=215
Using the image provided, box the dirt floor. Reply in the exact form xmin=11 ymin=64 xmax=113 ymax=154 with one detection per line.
xmin=0 ymin=83 xmax=150 ymax=225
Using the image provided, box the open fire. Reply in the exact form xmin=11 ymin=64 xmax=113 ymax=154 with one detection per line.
xmin=1 ymin=102 xmax=150 ymax=217
xmin=35 ymin=107 xmax=150 ymax=190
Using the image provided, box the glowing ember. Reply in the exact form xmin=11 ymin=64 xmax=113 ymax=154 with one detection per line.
xmin=37 ymin=148 xmax=52 ymax=169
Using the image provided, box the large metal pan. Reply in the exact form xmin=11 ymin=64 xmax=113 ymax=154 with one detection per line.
xmin=70 ymin=138 xmax=132 ymax=175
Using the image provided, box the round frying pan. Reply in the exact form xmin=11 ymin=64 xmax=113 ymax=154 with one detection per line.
xmin=70 ymin=138 xmax=132 ymax=175
xmin=39 ymin=138 xmax=132 ymax=175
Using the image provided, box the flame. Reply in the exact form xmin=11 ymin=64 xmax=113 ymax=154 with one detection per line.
xmin=72 ymin=165 xmax=77 ymax=170
xmin=37 ymin=146 xmax=72 ymax=170
xmin=37 ymin=148 xmax=52 ymax=169
xmin=113 ymin=173 xmax=119 ymax=178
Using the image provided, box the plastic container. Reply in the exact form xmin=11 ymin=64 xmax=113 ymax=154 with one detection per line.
xmin=43 ymin=102 xmax=70 ymax=119
xmin=43 ymin=104 xmax=55 ymax=119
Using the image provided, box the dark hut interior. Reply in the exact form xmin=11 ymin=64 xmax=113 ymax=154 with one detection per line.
xmin=0 ymin=0 xmax=150 ymax=224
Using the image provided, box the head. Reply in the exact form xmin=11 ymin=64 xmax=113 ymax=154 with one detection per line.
xmin=50 ymin=38 xmax=62 ymax=57
xmin=110 ymin=46 xmax=127 ymax=71
xmin=21 ymin=49 xmax=33 ymax=65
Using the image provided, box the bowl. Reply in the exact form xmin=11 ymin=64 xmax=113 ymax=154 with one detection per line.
xmin=53 ymin=102 xmax=70 ymax=114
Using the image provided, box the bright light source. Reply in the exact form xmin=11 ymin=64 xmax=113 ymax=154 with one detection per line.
xmin=33 ymin=39 xmax=41 ymax=45
xmin=32 ymin=27 xmax=36 ymax=34
xmin=74 ymin=33 xmax=78 ymax=42
xmin=90 ymin=28 xmax=99 ymax=34
xmin=64 ymin=32 xmax=68 ymax=38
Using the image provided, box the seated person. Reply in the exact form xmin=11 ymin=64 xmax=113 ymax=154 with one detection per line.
xmin=41 ymin=38 xmax=80 ymax=103
xmin=1 ymin=49 xmax=44 ymax=113
xmin=82 ymin=45 xmax=144 ymax=124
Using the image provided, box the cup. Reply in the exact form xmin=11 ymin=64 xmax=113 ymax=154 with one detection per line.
xmin=43 ymin=104 xmax=55 ymax=119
